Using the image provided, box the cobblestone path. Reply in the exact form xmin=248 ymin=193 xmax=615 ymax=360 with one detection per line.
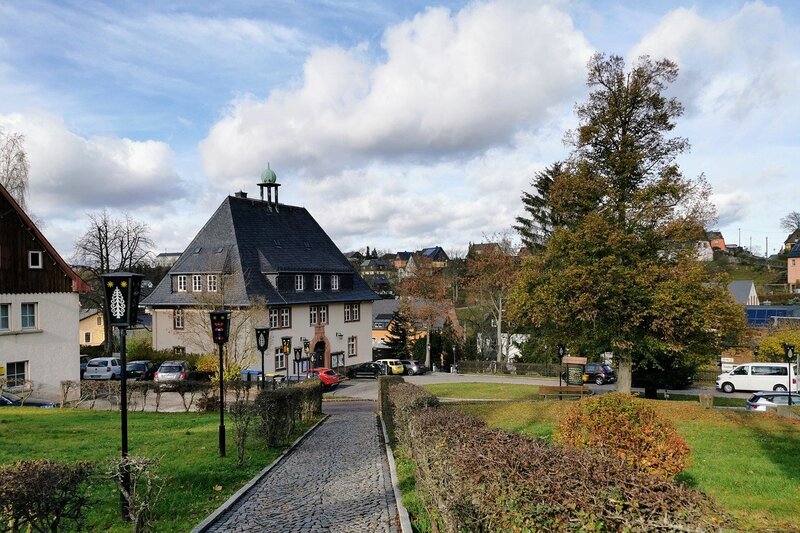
xmin=206 ymin=401 xmax=399 ymax=532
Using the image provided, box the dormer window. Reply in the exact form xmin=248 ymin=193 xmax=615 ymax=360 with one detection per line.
xmin=28 ymin=251 xmax=43 ymax=269
xmin=331 ymin=275 xmax=339 ymax=291
xmin=314 ymin=274 xmax=322 ymax=291
xmin=177 ymin=275 xmax=187 ymax=292
xmin=294 ymin=275 xmax=304 ymax=291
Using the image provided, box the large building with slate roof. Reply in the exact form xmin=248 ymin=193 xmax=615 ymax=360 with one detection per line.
xmin=142 ymin=175 xmax=380 ymax=373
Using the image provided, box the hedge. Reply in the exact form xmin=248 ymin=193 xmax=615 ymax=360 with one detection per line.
xmin=254 ymin=379 xmax=323 ymax=447
xmin=384 ymin=381 xmax=724 ymax=532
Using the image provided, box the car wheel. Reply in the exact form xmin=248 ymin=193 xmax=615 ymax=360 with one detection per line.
xmin=595 ymin=376 xmax=605 ymax=385
xmin=773 ymin=384 xmax=788 ymax=392
xmin=721 ymin=382 xmax=735 ymax=393
xmin=110 ymin=373 xmax=116 ymax=380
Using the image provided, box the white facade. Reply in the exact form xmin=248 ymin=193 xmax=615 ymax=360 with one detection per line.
xmin=0 ymin=292 xmax=81 ymax=399
xmin=151 ymin=301 xmax=374 ymax=372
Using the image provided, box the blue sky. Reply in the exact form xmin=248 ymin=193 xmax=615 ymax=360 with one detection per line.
xmin=1 ymin=0 xmax=798 ymax=258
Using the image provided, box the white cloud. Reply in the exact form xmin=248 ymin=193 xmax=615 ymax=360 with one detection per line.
xmin=631 ymin=2 xmax=800 ymax=119
xmin=200 ymin=0 xmax=593 ymax=181
xmin=0 ymin=111 xmax=185 ymax=217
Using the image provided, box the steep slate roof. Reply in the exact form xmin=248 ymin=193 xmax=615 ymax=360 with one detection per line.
xmin=419 ymin=246 xmax=448 ymax=261
xmin=143 ymin=195 xmax=380 ymax=307
xmin=789 ymin=242 xmax=800 ymax=259
xmin=727 ymin=280 xmax=756 ymax=305
xmin=784 ymin=229 xmax=800 ymax=246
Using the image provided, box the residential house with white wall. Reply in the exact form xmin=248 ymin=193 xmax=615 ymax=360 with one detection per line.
xmin=0 ymin=184 xmax=90 ymax=398
xmin=141 ymin=171 xmax=380 ymax=374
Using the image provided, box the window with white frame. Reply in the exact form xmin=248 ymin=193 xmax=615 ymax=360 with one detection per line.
xmin=28 ymin=251 xmax=43 ymax=269
xmin=20 ymin=303 xmax=37 ymax=330
xmin=309 ymin=306 xmax=317 ymax=326
xmin=344 ymin=303 xmax=360 ymax=322
xmin=83 ymin=331 xmax=92 ymax=344
xmin=192 ymin=275 xmax=202 ymax=292
xmin=314 ymin=274 xmax=322 ymax=291
xmin=347 ymin=336 xmax=357 ymax=357
xmin=174 ymin=308 xmax=184 ymax=329
xmin=6 ymin=361 xmax=27 ymax=387
xmin=207 ymin=274 xmax=218 ymax=292
xmin=177 ymin=275 xmax=187 ymax=292
xmin=294 ymin=274 xmax=304 ymax=291
xmin=319 ymin=305 xmax=327 ymax=324
xmin=331 ymin=275 xmax=339 ymax=291
xmin=274 ymin=347 xmax=286 ymax=370
xmin=0 ymin=303 xmax=9 ymax=331
xmin=269 ymin=307 xmax=291 ymax=328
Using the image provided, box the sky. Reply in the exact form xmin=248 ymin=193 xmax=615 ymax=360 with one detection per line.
xmin=1 ymin=0 xmax=798 ymax=259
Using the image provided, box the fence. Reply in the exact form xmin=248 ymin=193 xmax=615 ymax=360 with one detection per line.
xmin=457 ymin=360 xmax=561 ymax=377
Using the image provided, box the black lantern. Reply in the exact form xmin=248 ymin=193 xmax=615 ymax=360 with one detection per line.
xmin=210 ymin=310 xmax=231 ymax=345
xmin=293 ymin=347 xmax=303 ymax=382
xmin=255 ymin=326 xmax=270 ymax=389
xmin=100 ymin=271 xmax=144 ymax=520
xmin=783 ymin=343 xmax=796 ymax=403
xmin=209 ymin=309 xmax=231 ymax=457
xmin=102 ymin=272 xmax=144 ymax=328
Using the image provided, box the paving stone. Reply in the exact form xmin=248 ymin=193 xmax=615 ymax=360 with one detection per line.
xmin=207 ymin=401 xmax=398 ymax=532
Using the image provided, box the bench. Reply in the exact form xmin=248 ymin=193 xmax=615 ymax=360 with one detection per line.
xmin=538 ymin=385 xmax=592 ymax=400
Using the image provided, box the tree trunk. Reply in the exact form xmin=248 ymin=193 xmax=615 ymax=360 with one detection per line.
xmin=495 ymin=297 xmax=503 ymax=363
xmin=617 ymin=358 xmax=632 ymax=393
xmin=424 ymin=325 xmax=431 ymax=369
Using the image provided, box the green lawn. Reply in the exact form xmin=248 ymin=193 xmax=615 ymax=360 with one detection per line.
xmin=0 ymin=408 xmax=315 ymax=532
xmin=437 ymin=391 xmax=800 ymax=532
xmin=422 ymin=382 xmax=540 ymax=400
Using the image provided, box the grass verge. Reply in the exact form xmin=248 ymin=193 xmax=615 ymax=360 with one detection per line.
xmin=422 ymin=382 xmax=540 ymax=400
xmin=0 ymin=408 xmax=316 ymax=532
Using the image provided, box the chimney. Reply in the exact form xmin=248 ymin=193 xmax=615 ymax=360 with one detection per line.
xmin=234 ymin=191 xmax=248 ymax=198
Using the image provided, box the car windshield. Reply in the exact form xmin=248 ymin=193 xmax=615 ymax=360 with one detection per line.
xmin=2 ymin=392 xmax=22 ymax=402
xmin=159 ymin=366 xmax=182 ymax=373
xmin=87 ymin=360 xmax=108 ymax=367
xmin=602 ymin=365 xmax=613 ymax=372
xmin=323 ymin=370 xmax=336 ymax=376
xmin=127 ymin=364 xmax=145 ymax=370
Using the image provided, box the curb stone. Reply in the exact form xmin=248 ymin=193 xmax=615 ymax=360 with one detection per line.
xmin=191 ymin=414 xmax=330 ymax=533
xmin=379 ymin=414 xmax=413 ymax=533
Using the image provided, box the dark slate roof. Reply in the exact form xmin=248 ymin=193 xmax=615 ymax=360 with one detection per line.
xmin=789 ymin=242 xmax=800 ymax=258
xmin=705 ymin=231 xmax=724 ymax=240
xmin=420 ymin=246 xmax=448 ymax=261
xmin=395 ymin=251 xmax=412 ymax=261
xmin=142 ymin=195 xmax=380 ymax=307
xmin=784 ymin=229 xmax=800 ymax=245
xmin=727 ymin=280 xmax=755 ymax=305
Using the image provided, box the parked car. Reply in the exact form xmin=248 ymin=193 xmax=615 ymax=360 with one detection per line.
xmin=347 ymin=362 xmax=385 ymax=379
xmin=306 ymin=368 xmax=340 ymax=390
xmin=0 ymin=392 xmax=56 ymax=408
xmin=400 ymin=359 xmax=427 ymax=376
xmin=582 ymin=363 xmax=616 ymax=385
xmin=375 ymin=359 xmax=405 ymax=375
xmin=80 ymin=355 xmax=90 ymax=379
xmin=716 ymin=363 xmax=798 ymax=393
xmin=746 ymin=391 xmax=800 ymax=411
xmin=154 ymin=360 xmax=190 ymax=386
xmin=83 ymin=357 xmax=122 ymax=380
xmin=126 ymin=360 xmax=157 ymax=380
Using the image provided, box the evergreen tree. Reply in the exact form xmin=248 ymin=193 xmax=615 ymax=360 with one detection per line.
xmin=385 ymin=309 xmax=413 ymax=358
xmin=514 ymin=162 xmax=565 ymax=251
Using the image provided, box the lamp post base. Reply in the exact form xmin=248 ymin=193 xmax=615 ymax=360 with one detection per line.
xmin=219 ymin=424 xmax=226 ymax=457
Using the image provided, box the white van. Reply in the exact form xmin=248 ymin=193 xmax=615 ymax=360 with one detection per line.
xmin=716 ymin=363 xmax=797 ymax=393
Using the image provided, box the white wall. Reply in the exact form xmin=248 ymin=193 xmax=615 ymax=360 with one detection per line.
xmin=0 ymin=292 xmax=81 ymax=399
xmin=151 ymin=301 xmax=374 ymax=372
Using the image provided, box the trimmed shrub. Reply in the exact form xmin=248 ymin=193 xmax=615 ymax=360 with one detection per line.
xmin=557 ymin=392 xmax=691 ymax=479
xmin=386 ymin=383 xmax=722 ymax=532
xmin=0 ymin=460 xmax=94 ymax=532
xmin=382 ymin=380 xmax=438 ymax=446
xmin=108 ymin=455 xmax=162 ymax=533
xmin=254 ymin=379 xmax=322 ymax=447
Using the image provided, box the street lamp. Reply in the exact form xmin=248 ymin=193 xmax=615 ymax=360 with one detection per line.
xmin=210 ymin=310 xmax=231 ymax=457
xmin=101 ymin=271 xmax=144 ymax=519
xmin=452 ymin=345 xmax=457 ymax=373
xmin=281 ymin=337 xmax=292 ymax=383
xmin=303 ymin=338 xmax=311 ymax=367
xmin=255 ymin=326 xmax=270 ymax=390
xmin=783 ymin=342 xmax=796 ymax=404
xmin=294 ymin=347 xmax=304 ymax=382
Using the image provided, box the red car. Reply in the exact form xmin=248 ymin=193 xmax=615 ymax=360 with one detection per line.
xmin=306 ymin=367 xmax=340 ymax=390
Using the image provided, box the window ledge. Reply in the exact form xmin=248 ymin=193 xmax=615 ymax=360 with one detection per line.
xmin=0 ymin=328 xmax=43 ymax=337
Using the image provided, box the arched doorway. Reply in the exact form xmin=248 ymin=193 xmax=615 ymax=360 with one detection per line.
xmin=313 ymin=341 xmax=325 ymax=368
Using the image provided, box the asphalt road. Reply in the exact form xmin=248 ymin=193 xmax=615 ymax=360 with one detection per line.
xmin=325 ymin=371 xmax=753 ymax=401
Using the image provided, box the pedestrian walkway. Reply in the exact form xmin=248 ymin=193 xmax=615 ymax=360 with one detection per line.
xmin=206 ymin=401 xmax=399 ymax=532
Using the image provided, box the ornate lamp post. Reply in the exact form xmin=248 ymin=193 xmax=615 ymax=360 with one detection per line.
xmin=281 ymin=336 xmax=292 ymax=383
xmin=255 ymin=326 xmax=270 ymax=389
xmin=101 ymin=271 xmax=144 ymax=519
xmin=294 ymin=347 xmax=304 ymax=382
xmin=303 ymin=338 xmax=311 ymax=368
xmin=783 ymin=342 xmax=796 ymax=404
xmin=210 ymin=310 xmax=231 ymax=457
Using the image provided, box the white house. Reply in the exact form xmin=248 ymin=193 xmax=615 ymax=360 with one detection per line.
xmin=0 ymin=184 xmax=90 ymax=399
xmin=141 ymin=170 xmax=380 ymax=375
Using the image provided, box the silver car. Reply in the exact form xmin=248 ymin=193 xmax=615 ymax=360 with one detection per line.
xmin=746 ymin=391 xmax=800 ymax=411
xmin=154 ymin=360 xmax=190 ymax=385
xmin=83 ymin=357 xmax=121 ymax=380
